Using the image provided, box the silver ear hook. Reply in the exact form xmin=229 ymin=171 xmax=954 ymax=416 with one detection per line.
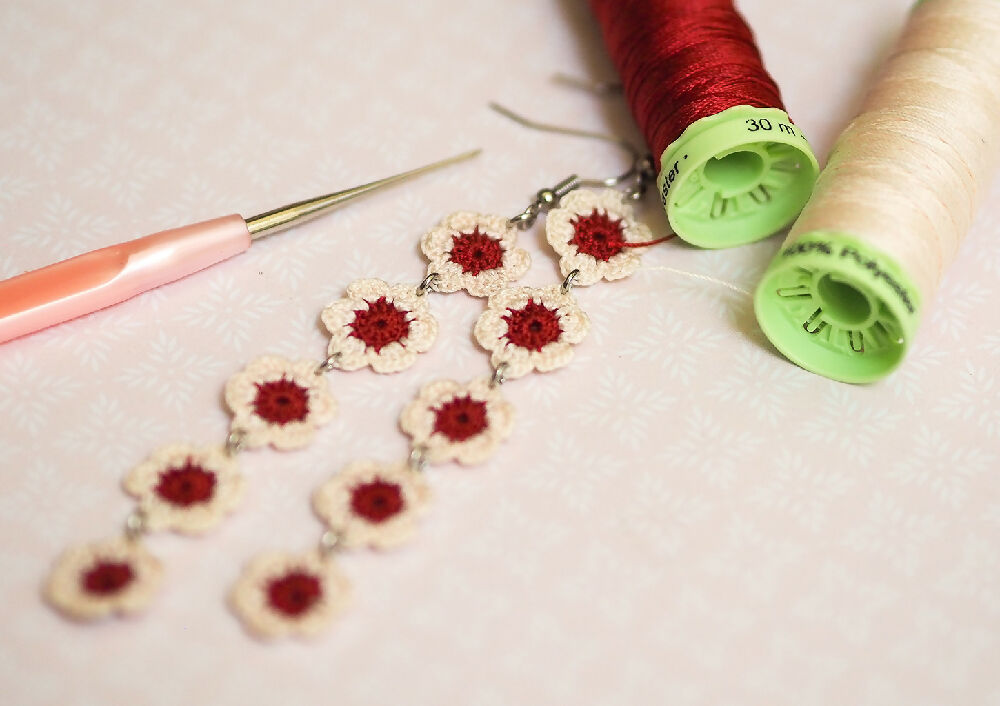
xmin=488 ymin=102 xmax=655 ymax=229
xmin=552 ymin=73 xmax=623 ymax=96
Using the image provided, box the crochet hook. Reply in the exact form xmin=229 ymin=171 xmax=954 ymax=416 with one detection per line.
xmin=0 ymin=149 xmax=479 ymax=345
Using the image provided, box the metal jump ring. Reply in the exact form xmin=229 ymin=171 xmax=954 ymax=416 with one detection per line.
xmin=319 ymin=530 xmax=341 ymax=557
xmin=416 ymin=272 xmax=440 ymax=296
xmin=315 ymin=352 xmax=341 ymax=375
xmin=490 ymin=362 xmax=508 ymax=388
xmin=408 ymin=446 xmax=428 ymax=473
xmin=124 ymin=509 xmax=148 ymax=540
xmin=561 ymin=269 xmax=580 ymax=294
xmin=225 ymin=429 xmax=247 ymax=456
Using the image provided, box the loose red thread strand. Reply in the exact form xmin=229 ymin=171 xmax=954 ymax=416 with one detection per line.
xmin=622 ymin=235 xmax=673 ymax=249
xmin=569 ymin=209 xmax=674 ymax=259
xmin=589 ymin=0 xmax=787 ymax=159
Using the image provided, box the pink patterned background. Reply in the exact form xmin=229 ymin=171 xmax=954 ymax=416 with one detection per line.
xmin=1 ymin=1 xmax=998 ymax=704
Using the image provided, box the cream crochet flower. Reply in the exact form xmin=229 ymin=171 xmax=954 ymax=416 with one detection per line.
xmin=320 ymin=279 xmax=438 ymax=373
xmin=313 ymin=460 xmax=429 ymax=550
xmin=400 ymin=377 xmax=515 ymax=465
xmin=229 ymin=550 xmax=351 ymax=639
xmin=545 ymin=189 xmax=655 ymax=285
xmin=45 ymin=538 xmax=162 ymax=621
xmin=224 ymin=355 xmax=337 ymax=450
xmin=473 ymin=285 xmax=590 ymax=379
xmin=420 ymin=212 xmax=530 ymax=296
xmin=123 ymin=444 xmax=243 ymax=535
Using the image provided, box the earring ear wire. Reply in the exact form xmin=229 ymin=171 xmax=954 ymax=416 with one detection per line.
xmin=551 ymin=72 xmax=623 ymax=96
xmin=488 ymin=102 xmax=655 ymax=228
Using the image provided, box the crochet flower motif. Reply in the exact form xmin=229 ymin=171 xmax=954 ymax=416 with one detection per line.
xmin=321 ymin=279 xmax=438 ymax=373
xmin=474 ymin=285 xmax=590 ymax=379
xmin=313 ymin=460 xmax=429 ymax=550
xmin=400 ymin=378 xmax=515 ymax=465
xmin=545 ymin=189 xmax=655 ymax=285
xmin=123 ymin=444 xmax=243 ymax=535
xmin=229 ymin=550 xmax=351 ymax=639
xmin=420 ymin=212 xmax=530 ymax=296
xmin=225 ymin=356 xmax=337 ymax=450
xmin=45 ymin=538 xmax=162 ymax=621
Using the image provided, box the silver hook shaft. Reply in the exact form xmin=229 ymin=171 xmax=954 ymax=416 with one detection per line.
xmin=245 ymin=149 xmax=481 ymax=240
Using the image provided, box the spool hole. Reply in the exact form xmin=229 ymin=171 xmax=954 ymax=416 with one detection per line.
xmin=815 ymin=274 xmax=872 ymax=326
xmin=702 ymin=150 xmax=765 ymax=193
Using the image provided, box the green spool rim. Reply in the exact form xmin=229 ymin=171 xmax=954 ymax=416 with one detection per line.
xmin=754 ymin=232 xmax=922 ymax=383
xmin=656 ymin=106 xmax=820 ymax=249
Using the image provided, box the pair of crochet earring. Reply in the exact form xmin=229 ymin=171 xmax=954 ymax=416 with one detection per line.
xmin=44 ymin=105 xmax=669 ymax=636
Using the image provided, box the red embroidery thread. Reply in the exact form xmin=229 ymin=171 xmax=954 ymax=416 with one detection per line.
xmin=350 ymin=479 xmax=405 ymax=524
xmin=502 ymin=300 xmax=563 ymax=351
xmin=569 ymin=209 xmax=672 ymax=260
xmin=432 ymin=395 xmax=489 ymax=442
xmin=349 ymin=297 xmax=411 ymax=352
xmin=253 ymin=378 xmax=310 ymax=425
xmin=154 ymin=460 xmax=217 ymax=507
xmin=448 ymin=227 xmax=505 ymax=275
xmin=267 ymin=571 xmax=323 ymax=617
xmin=81 ymin=560 xmax=135 ymax=595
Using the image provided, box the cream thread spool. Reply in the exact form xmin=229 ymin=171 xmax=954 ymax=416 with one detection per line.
xmin=753 ymin=0 xmax=1000 ymax=383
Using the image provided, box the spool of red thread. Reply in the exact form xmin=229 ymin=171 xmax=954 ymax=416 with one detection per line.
xmin=590 ymin=0 xmax=819 ymax=248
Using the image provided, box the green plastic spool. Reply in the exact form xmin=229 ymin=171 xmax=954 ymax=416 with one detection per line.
xmin=754 ymin=233 xmax=922 ymax=383
xmin=656 ymin=106 xmax=819 ymax=248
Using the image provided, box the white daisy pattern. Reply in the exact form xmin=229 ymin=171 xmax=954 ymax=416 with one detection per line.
xmin=45 ymin=538 xmax=162 ymax=621
xmin=313 ymin=460 xmax=430 ymax=550
xmin=122 ymin=444 xmax=243 ymax=535
xmin=545 ymin=188 xmax=658 ymax=285
xmin=229 ymin=550 xmax=351 ymax=639
xmin=420 ymin=211 xmax=530 ymax=296
xmin=473 ymin=285 xmax=590 ymax=379
xmin=224 ymin=355 xmax=337 ymax=450
xmin=320 ymin=278 xmax=438 ymax=373
xmin=400 ymin=377 xmax=515 ymax=465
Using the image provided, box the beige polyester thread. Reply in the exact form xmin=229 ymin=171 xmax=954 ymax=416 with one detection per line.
xmin=784 ymin=0 xmax=1000 ymax=301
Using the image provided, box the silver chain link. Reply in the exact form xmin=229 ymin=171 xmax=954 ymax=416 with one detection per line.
xmin=416 ymin=272 xmax=440 ymax=296
xmin=319 ymin=529 xmax=341 ymax=558
xmin=560 ymin=269 xmax=580 ymax=294
xmin=408 ymin=446 xmax=429 ymax=473
xmin=490 ymin=362 xmax=508 ymax=388
xmin=225 ymin=429 xmax=247 ymax=456
xmin=315 ymin=351 xmax=341 ymax=375
xmin=124 ymin=509 xmax=147 ymax=541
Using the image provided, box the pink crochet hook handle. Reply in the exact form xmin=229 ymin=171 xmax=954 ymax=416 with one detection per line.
xmin=0 ymin=150 xmax=478 ymax=345
xmin=0 ymin=216 xmax=251 ymax=344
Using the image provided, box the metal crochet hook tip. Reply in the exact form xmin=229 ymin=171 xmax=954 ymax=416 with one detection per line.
xmin=0 ymin=147 xmax=480 ymax=345
xmin=245 ymin=148 xmax=482 ymax=240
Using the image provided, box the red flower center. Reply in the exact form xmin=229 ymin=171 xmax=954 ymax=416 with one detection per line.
xmin=253 ymin=377 xmax=310 ymax=425
xmin=569 ymin=209 xmax=626 ymax=261
xmin=349 ymin=296 xmax=411 ymax=353
xmin=81 ymin=560 xmax=135 ymax=596
xmin=154 ymin=459 xmax=217 ymax=507
xmin=449 ymin=227 xmax=505 ymax=275
xmin=502 ymin=300 xmax=562 ymax=352
xmin=350 ymin=479 xmax=405 ymax=523
xmin=433 ymin=395 xmax=489 ymax=442
xmin=266 ymin=570 xmax=323 ymax=617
